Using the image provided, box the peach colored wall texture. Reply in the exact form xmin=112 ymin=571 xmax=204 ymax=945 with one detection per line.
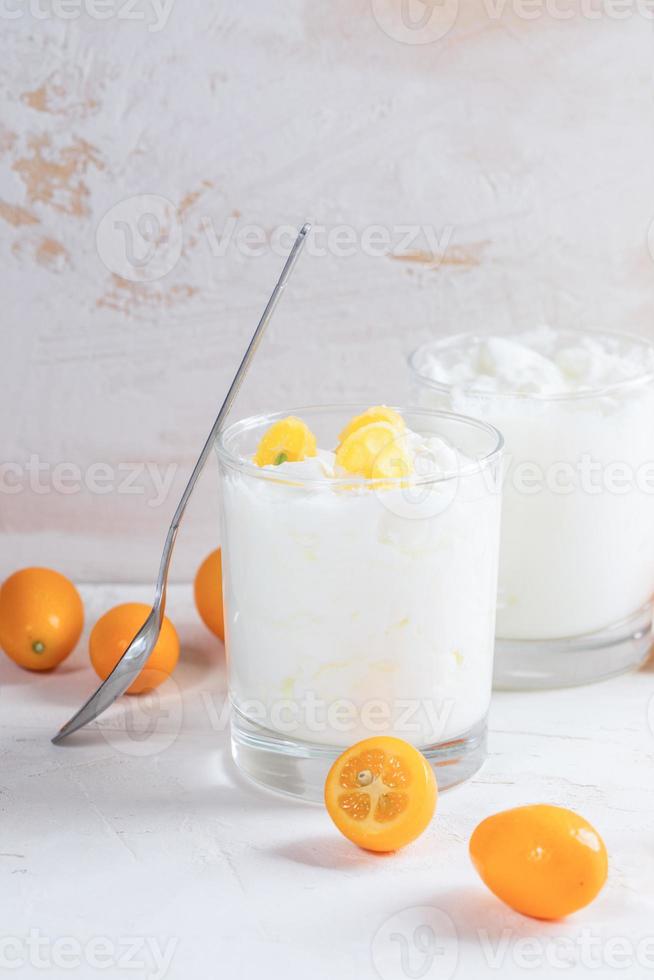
xmin=1 ymin=2 xmax=653 ymax=581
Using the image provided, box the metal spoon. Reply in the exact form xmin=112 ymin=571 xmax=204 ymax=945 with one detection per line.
xmin=52 ymin=222 xmax=312 ymax=744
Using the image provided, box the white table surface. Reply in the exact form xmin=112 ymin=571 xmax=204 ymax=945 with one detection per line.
xmin=2 ymin=583 xmax=654 ymax=980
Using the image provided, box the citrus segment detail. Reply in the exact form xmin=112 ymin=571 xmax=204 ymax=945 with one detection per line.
xmin=324 ymin=736 xmax=437 ymax=852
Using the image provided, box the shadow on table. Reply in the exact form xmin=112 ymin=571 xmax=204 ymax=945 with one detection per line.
xmin=28 ymin=632 xmax=224 ymax=709
xmin=0 ymin=651 xmax=88 ymax=688
xmin=270 ymin=834 xmax=391 ymax=871
xmin=429 ymin=884 xmax=574 ymax=942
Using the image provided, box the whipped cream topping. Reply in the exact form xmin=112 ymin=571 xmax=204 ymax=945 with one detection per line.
xmin=421 ymin=326 xmax=654 ymax=396
xmin=412 ymin=327 xmax=654 ymax=641
xmin=255 ymin=430 xmax=463 ymax=483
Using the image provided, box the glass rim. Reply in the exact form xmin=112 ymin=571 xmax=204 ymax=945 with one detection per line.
xmin=215 ymin=403 xmax=504 ymax=488
xmin=408 ymin=327 xmax=654 ymax=402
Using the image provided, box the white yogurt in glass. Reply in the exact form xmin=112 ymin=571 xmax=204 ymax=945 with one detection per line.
xmin=410 ymin=328 xmax=654 ymax=687
xmin=216 ymin=406 xmax=503 ymax=799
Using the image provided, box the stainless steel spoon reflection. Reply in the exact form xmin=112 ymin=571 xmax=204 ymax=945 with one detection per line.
xmin=52 ymin=222 xmax=311 ymax=744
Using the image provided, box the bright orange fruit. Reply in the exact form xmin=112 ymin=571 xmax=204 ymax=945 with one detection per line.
xmin=337 ymin=406 xmax=405 ymax=446
xmin=254 ymin=416 xmax=317 ymax=467
xmin=335 ymin=421 xmax=412 ymax=480
xmin=469 ymin=804 xmax=608 ymax=919
xmin=0 ymin=567 xmax=84 ymax=671
xmin=89 ymin=602 xmax=179 ymax=695
xmin=324 ymin=736 xmax=437 ymax=852
xmin=194 ymin=548 xmax=224 ymax=642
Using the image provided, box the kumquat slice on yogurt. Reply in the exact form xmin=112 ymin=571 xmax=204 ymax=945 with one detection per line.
xmin=254 ymin=416 xmax=317 ymax=467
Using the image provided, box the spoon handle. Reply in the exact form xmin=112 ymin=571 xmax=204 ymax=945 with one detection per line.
xmin=51 ymin=223 xmax=311 ymax=742
xmin=152 ymin=222 xmax=311 ymax=617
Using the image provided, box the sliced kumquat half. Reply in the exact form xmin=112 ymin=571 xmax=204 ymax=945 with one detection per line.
xmin=370 ymin=438 xmax=413 ymax=481
xmin=254 ymin=416 xmax=317 ymax=467
xmin=337 ymin=406 xmax=406 ymax=446
xmin=324 ymin=736 xmax=437 ymax=852
xmin=335 ymin=421 xmax=413 ymax=481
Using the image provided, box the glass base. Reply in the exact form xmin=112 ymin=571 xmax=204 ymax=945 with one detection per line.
xmin=231 ymin=709 xmax=487 ymax=803
xmin=493 ymin=600 xmax=653 ymax=691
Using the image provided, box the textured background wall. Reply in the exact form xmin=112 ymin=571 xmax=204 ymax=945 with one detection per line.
xmin=1 ymin=2 xmax=653 ymax=582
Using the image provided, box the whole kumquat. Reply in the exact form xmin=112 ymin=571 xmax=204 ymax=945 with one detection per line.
xmin=194 ymin=548 xmax=224 ymax=642
xmin=0 ymin=567 xmax=84 ymax=671
xmin=469 ymin=804 xmax=608 ymax=920
xmin=89 ymin=602 xmax=179 ymax=695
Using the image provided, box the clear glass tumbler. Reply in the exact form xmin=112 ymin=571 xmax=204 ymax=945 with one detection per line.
xmin=216 ymin=405 xmax=503 ymax=801
xmin=410 ymin=330 xmax=654 ymax=690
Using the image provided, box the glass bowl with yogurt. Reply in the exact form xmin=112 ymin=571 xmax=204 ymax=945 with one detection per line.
xmin=410 ymin=327 xmax=654 ymax=689
xmin=216 ymin=405 xmax=503 ymax=801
